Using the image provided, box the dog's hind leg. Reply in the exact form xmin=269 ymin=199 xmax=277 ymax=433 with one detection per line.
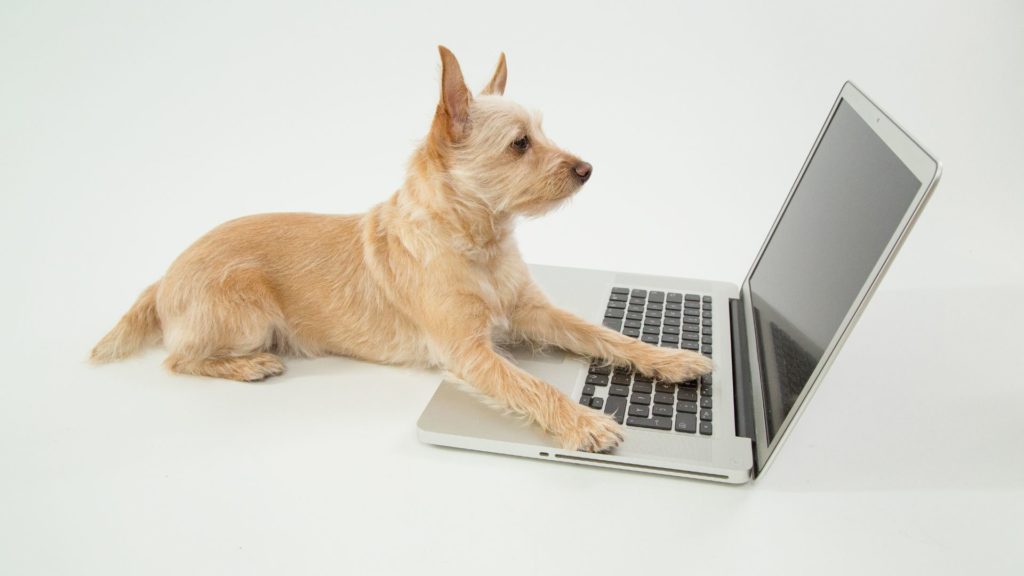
xmin=165 ymin=349 xmax=285 ymax=382
xmin=160 ymin=267 xmax=288 ymax=382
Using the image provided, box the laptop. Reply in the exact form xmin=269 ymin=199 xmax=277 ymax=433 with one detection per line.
xmin=416 ymin=81 xmax=942 ymax=483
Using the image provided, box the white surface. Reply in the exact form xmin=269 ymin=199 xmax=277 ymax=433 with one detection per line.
xmin=1 ymin=1 xmax=1022 ymax=574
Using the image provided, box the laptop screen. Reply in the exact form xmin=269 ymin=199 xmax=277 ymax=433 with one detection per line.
xmin=748 ymin=99 xmax=922 ymax=444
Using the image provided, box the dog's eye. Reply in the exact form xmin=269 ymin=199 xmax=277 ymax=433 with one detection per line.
xmin=511 ymin=135 xmax=530 ymax=152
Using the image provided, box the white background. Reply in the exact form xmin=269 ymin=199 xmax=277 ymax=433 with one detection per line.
xmin=2 ymin=0 xmax=1022 ymax=574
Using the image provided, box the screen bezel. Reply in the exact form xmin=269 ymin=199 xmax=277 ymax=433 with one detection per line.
xmin=740 ymin=81 xmax=942 ymax=476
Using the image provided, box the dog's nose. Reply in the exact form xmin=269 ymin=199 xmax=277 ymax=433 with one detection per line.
xmin=574 ymin=162 xmax=592 ymax=183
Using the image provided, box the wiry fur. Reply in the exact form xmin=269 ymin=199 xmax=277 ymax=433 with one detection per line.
xmin=91 ymin=47 xmax=713 ymax=452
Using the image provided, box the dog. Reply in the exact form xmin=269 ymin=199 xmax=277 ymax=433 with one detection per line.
xmin=90 ymin=46 xmax=713 ymax=452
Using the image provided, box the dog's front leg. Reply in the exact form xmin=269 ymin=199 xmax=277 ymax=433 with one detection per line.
xmin=425 ymin=311 xmax=623 ymax=452
xmin=510 ymin=287 xmax=712 ymax=382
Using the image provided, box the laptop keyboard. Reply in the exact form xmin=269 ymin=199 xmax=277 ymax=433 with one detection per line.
xmin=579 ymin=287 xmax=715 ymax=435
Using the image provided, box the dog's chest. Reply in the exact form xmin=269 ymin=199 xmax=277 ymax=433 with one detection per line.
xmin=468 ymin=258 xmax=522 ymax=323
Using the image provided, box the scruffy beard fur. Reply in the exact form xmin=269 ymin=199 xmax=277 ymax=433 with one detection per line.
xmin=90 ymin=46 xmax=713 ymax=452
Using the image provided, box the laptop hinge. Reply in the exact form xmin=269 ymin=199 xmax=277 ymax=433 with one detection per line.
xmin=730 ymin=298 xmax=758 ymax=465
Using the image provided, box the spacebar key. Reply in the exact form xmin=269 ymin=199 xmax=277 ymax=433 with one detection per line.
xmin=604 ymin=395 xmax=627 ymax=424
xmin=626 ymin=416 xmax=672 ymax=430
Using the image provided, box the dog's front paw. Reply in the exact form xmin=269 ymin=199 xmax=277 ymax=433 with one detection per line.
xmin=634 ymin=348 xmax=713 ymax=382
xmin=555 ymin=404 xmax=624 ymax=452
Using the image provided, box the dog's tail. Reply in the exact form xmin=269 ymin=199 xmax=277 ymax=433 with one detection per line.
xmin=90 ymin=281 xmax=163 ymax=363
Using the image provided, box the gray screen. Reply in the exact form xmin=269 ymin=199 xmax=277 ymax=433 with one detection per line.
xmin=749 ymin=99 xmax=921 ymax=443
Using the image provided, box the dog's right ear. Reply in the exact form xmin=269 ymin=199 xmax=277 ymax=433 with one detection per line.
xmin=481 ymin=53 xmax=507 ymax=96
xmin=434 ymin=45 xmax=472 ymax=142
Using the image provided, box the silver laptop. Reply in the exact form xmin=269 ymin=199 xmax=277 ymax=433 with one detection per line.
xmin=417 ymin=82 xmax=941 ymax=483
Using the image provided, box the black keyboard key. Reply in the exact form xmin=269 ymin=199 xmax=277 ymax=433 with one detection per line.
xmin=609 ymin=384 xmax=629 ymax=397
xmin=702 ymin=302 xmax=712 ymax=311
xmin=664 ymin=309 xmax=682 ymax=319
xmin=634 ymin=375 xmax=654 ymax=383
xmin=630 ymin=289 xmax=647 ymax=298
xmin=680 ymin=332 xmax=699 ymax=342
xmin=609 ymin=293 xmax=628 ymax=302
xmin=684 ymin=301 xmax=700 ymax=310
xmin=702 ymin=374 xmax=713 ymax=385
xmin=681 ymin=342 xmax=699 ymax=351
xmin=660 ymin=334 xmax=679 ymax=344
xmin=681 ymin=323 xmax=699 ymax=333
xmin=660 ymin=342 xmax=677 ymax=348
xmin=630 ymin=393 xmax=651 ymax=405
xmin=582 ymin=384 xmax=596 ymax=397
xmin=666 ymin=292 xmax=683 ymax=303
xmin=702 ymin=295 xmax=712 ymax=303
xmin=646 ymin=302 xmax=663 ymax=311
xmin=590 ymin=397 xmax=604 ymax=410
xmin=653 ymin=392 xmax=675 ymax=405
xmin=700 ymin=409 xmax=713 ymax=422
xmin=700 ymin=397 xmax=712 ymax=409
xmin=700 ymin=422 xmax=713 ymax=435
xmin=701 ymin=326 xmax=712 ymax=337
xmin=652 ymin=404 xmax=674 ymax=417
xmin=655 ymin=383 xmax=675 ymax=394
xmin=603 ymin=318 xmax=623 ymax=331
xmin=611 ymin=373 xmax=631 ymax=386
xmin=676 ymin=401 xmax=698 ymax=413
xmin=607 ymin=300 xmax=626 ymax=310
xmin=662 ymin=325 xmax=680 ymax=335
xmin=679 ymin=379 xmax=699 ymax=388
xmin=647 ymin=291 xmax=665 ymax=303
xmin=632 ymin=381 xmax=653 ymax=394
xmin=579 ymin=395 xmax=592 ymax=406
xmin=701 ymin=345 xmax=713 ymax=356
xmin=643 ymin=318 xmax=661 ymax=327
xmin=663 ymin=317 xmax=681 ymax=327
xmin=627 ymin=416 xmax=672 ymax=431
xmin=628 ymin=404 xmax=649 ymax=418
xmin=701 ymin=318 xmax=713 ymax=326
xmin=644 ymin=309 xmax=662 ymax=318
xmin=624 ymin=319 xmax=642 ymax=329
xmin=623 ymin=328 xmax=640 ymax=338
xmin=677 ymin=389 xmax=698 ymax=402
xmin=683 ymin=310 xmax=700 ymax=319
xmin=641 ymin=334 xmax=659 ymax=344
xmin=627 ymin=304 xmax=645 ymax=313
xmin=605 ymin=308 xmax=625 ymax=319
xmin=586 ymin=374 xmax=609 ymax=386
xmin=701 ymin=384 xmax=712 ymax=396
xmin=626 ymin=312 xmax=644 ymax=321
xmin=665 ymin=302 xmax=682 ymax=311
xmin=684 ymin=294 xmax=700 ymax=302
xmin=643 ymin=326 xmax=660 ymax=336
xmin=675 ymin=413 xmax=697 ymax=433
xmin=604 ymin=395 xmax=627 ymax=424
xmin=589 ymin=364 xmax=611 ymax=376
xmin=611 ymin=287 xmax=630 ymax=295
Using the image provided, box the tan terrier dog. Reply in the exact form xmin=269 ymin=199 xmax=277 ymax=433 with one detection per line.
xmin=91 ymin=46 xmax=713 ymax=451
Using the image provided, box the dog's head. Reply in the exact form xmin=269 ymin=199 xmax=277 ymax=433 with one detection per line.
xmin=425 ymin=46 xmax=591 ymax=217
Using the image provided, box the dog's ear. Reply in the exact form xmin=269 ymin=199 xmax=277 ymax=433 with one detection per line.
xmin=435 ymin=45 xmax=472 ymax=141
xmin=481 ymin=53 xmax=507 ymax=96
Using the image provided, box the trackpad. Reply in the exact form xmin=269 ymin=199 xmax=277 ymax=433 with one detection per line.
xmin=507 ymin=346 xmax=584 ymax=395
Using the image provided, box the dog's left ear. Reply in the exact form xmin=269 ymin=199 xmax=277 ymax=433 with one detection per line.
xmin=481 ymin=53 xmax=507 ymax=96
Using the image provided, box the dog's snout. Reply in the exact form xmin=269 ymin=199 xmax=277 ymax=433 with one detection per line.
xmin=573 ymin=162 xmax=592 ymax=183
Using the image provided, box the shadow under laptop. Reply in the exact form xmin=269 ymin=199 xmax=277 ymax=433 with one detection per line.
xmin=755 ymin=287 xmax=1023 ymax=493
